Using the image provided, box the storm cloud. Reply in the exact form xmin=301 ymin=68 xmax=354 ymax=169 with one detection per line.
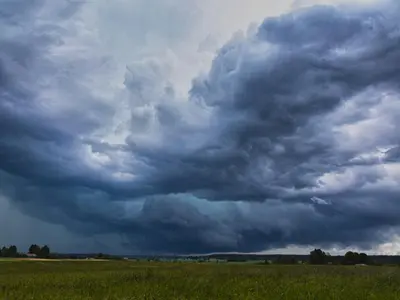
xmin=1 ymin=0 xmax=400 ymax=254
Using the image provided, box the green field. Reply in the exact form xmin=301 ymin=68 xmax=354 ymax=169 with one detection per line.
xmin=1 ymin=260 xmax=400 ymax=299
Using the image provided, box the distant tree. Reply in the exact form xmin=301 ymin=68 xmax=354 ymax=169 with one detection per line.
xmin=1 ymin=247 xmax=7 ymax=257
xmin=1 ymin=245 xmax=18 ymax=257
xmin=9 ymin=245 xmax=18 ymax=257
xmin=342 ymin=251 xmax=369 ymax=265
xmin=309 ymin=249 xmax=327 ymax=265
xmin=359 ymin=253 xmax=369 ymax=264
xmin=39 ymin=245 xmax=50 ymax=258
xmin=343 ymin=251 xmax=354 ymax=264
xmin=29 ymin=244 xmax=41 ymax=255
xmin=343 ymin=251 xmax=358 ymax=265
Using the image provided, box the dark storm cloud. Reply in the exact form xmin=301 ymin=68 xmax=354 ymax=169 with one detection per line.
xmin=1 ymin=0 xmax=400 ymax=254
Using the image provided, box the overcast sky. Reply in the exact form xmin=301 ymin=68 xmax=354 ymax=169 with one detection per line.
xmin=1 ymin=0 xmax=400 ymax=255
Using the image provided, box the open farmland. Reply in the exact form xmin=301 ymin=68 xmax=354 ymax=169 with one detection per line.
xmin=1 ymin=260 xmax=400 ymax=299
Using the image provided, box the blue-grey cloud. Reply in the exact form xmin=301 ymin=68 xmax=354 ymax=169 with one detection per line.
xmin=1 ymin=0 xmax=400 ymax=254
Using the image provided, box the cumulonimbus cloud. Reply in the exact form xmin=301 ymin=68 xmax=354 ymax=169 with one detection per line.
xmin=1 ymin=0 xmax=400 ymax=254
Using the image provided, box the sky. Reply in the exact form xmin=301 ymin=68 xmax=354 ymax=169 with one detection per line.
xmin=1 ymin=0 xmax=400 ymax=255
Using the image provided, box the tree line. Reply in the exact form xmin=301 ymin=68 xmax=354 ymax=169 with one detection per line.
xmin=260 ymin=249 xmax=373 ymax=265
xmin=309 ymin=249 xmax=369 ymax=265
xmin=0 ymin=244 xmax=51 ymax=258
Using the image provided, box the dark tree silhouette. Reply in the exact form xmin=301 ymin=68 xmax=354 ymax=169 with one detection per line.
xmin=359 ymin=253 xmax=369 ymax=264
xmin=9 ymin=245 xmax=17 ymax=257
xmin=0 ymin=245 xmax=18 ymax=257
xmin=342 ymin=251 xmax=369 ymax=265
xmin=343 ymin=251 xmax=357 ymax=265
xmin=39 ymin=245 xmax=50 ymax=258
xmin=309 ymin=249 xmax=328 ymax=264
xmin=29 ymin=244 xmax=41 ymax=255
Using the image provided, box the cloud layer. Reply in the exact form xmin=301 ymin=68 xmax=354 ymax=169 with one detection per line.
xmin=1 ymin=0 xmax=400 ymax=254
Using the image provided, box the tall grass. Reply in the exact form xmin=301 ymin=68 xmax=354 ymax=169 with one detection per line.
xmin=1 ymin=260 xmax=400 ymax=299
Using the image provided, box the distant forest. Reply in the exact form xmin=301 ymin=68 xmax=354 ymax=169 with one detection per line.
xmin=206 ymin=249 xmax=400 ymax=266
xmin=2 ymin=245 xmax=400 ymax=265
xmin=0 ymin=244 xmax=50 ymax=258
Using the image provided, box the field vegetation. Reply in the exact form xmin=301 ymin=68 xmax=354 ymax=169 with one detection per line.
xmin=1 ymin=260 xmax=400 ymax=299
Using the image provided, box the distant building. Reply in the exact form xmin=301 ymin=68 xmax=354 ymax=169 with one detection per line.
xmin=26 ymin=253 xmax=37 ymax=258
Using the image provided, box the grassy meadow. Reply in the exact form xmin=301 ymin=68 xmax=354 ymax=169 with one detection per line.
xmin=1 ymin=259 xmax=400 ymax=299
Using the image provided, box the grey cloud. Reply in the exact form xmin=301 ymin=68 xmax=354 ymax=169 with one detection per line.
xmin=1 ymin=1 xmax=400 ymax=254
